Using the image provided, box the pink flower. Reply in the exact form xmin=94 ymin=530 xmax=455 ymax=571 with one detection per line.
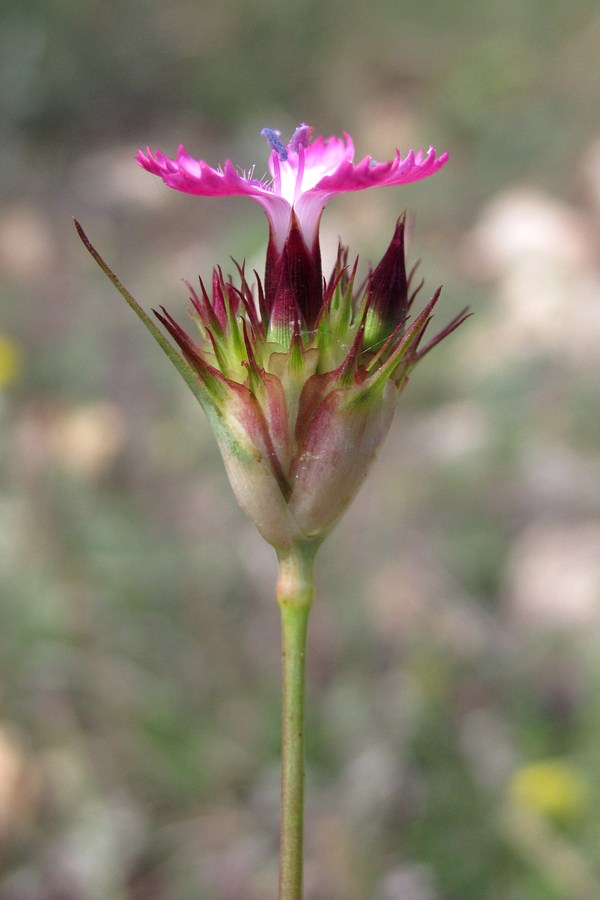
xmin=136 ymin=124 xmax=448 ymax=254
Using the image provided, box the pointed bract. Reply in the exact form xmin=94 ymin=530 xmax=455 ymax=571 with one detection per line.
xmin=289 ymin=381 xmax=398 ymax=536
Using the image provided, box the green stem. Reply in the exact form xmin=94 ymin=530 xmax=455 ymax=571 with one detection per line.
xmin=277 ymin=542 xmax=318 ymax=900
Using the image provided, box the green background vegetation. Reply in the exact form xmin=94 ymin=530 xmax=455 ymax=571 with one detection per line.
xmin=1 ymin=0 xmax=600 ymax=896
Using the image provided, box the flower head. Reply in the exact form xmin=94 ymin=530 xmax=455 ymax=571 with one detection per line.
xmin=79 ymin=124 xmax=464 ymax=552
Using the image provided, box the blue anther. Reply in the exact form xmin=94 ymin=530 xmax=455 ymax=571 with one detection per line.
xmin=289 ymin=123 xmax=312 ymax=153
xmin=260 ymin=128 xmax=288 ymax=161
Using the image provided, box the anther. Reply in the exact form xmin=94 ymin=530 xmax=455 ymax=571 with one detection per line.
xmin=289 ymin=123 xmax=313 ymax=153
xmin=260 ymin=128 xmax=288 ymax=161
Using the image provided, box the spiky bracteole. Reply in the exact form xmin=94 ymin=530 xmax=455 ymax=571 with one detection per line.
xmin=156 ymin=217 xmax=466 ymax=406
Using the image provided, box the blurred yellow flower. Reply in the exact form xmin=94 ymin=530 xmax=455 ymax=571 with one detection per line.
xmin=0 ymin=334 xmax=22 ymax=388
xmin=509 ymin=759 xmax=587 ymax=823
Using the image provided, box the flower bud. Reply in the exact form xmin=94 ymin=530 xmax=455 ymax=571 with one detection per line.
xmin=363 ymin=215 xmax=408 ymax=350
xmin=266 ymin=211 xmax=322 ymax=343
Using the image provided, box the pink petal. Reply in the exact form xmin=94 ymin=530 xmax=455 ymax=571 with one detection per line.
xmin=136 ymin=145 xmax=293 ymax=249
xmin=293 ymin=145 xmax=448 ymax=251
xmin=309 ymin=146 xmax=448 ymax=195
xmin=136 ymin=146 xmax=266 ymax=198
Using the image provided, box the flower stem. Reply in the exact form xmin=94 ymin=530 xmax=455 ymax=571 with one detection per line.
xmin=276 ymin=542 xmax=318 ymax=900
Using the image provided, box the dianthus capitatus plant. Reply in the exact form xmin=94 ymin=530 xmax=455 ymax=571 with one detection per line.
xmin=76 ymin=122 xmax=467 ymax=899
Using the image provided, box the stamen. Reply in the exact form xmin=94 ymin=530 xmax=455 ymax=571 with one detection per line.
xmin=289 ymin=123 xmax=313 ymax=153
xmin=294 ymin=144 xmax=306 ymax=204
xmin=271 ymin=152 xmax=282 ymax=194
xmin=260 ymin=127 xmax=288 ymax=161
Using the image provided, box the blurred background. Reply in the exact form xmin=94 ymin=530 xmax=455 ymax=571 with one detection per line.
xmin=1 ymin=0 xmax=600 ymax=897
